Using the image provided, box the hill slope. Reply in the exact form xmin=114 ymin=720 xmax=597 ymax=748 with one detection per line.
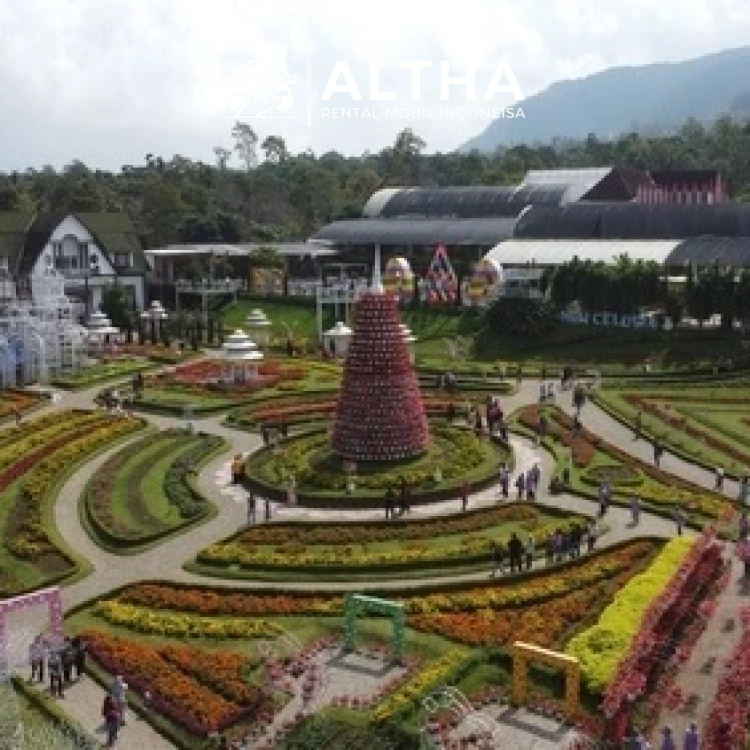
xmin=462 ymin=46 xmax=750 ymax=153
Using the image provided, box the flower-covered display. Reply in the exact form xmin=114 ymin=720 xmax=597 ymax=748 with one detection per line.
xmin=331 ymin=292 xmax=430 ymax=461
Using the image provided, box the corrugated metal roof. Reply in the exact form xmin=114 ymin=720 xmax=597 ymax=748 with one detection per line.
xmin=666 ymin=237 xmax=750 ymax=266
xmin=311 ymin=218 xmax=516 ymax=246
xmin=485 ymin=239 xmax=681 ymax=266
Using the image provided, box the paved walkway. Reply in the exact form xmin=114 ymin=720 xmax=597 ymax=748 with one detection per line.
xmin=2 ymin=376 xmax=732 ymax=749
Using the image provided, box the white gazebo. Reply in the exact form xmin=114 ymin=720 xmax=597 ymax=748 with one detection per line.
xmin=322 ymin=321 xmax=353 ymax=359
xmin=222 ymin=329 xmax=264 ymax=383
xmin=86 ymin=310 xmax=120 ymax=351
xmin=399 ymin=323 xmax=417 ymax=364
xmin=245 ymin=308 xmax=272 ymax=347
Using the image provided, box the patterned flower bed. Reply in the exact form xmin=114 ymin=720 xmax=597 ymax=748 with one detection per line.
xmin=82 ymin=630 xmax=268 ymax=735
xmin=2 ymin=411 xmax=147 ymax=574
xmin=515 ymin=404 xmax=728 ymax=521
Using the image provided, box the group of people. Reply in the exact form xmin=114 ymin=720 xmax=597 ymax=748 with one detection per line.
xmin=28 ymin=634 xmax=86 ymax=699
xmin=514 ymin=463 xmax=542 ymax=501
xmin=629 ymin=722 xmax=700 ymax=749
xmin=491 ymin=523 xmax=596 ymax=576
xmin=384 ymin=479 xmax=412 ymax=519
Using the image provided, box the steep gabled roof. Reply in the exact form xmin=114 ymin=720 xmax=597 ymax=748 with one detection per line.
xmin=14 ymin=212 xmax=147 ymax=276
xmin=0 ymin=212 xmax=34 ymax=272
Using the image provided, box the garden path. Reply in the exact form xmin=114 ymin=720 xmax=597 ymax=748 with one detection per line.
xmin=649 ymin=547 xmax=746 ymax=746
xmin=2 ymin=376 xmax=726 ymax=750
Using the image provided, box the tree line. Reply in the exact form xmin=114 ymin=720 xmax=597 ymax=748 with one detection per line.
xmin=549 ymin=255 xmax=750 ymax=329
xmin=1 ymin=116 xmax=749 ymax=250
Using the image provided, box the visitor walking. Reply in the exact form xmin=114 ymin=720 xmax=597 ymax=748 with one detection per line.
xmin=630 ymin=495 xmax=641 ymax=526
xmin=634 ymin=410 xmax=642 ymax=439
xmin=499 ymin=465 xmax=509 ymax=499
xmin=587 ymin=521 xmax=597 ymax=553
xmin=715 ymin=466 xmax=725 ymax=492
xmin=739 ymin=511 xmax=749 ymax=540
xmin=683 ymin=722 xmax=700 ymax=750
xmin=29 ymin=635 xmax=44 ymax=683
xmin=525 ymin=534 xmax=534 ymax=570
xmin=674 ymin=507 xmax=686 ymax=536
xmin=102 ymin=694 xmax=120 ymax=747
xmin=399 ymin=479 xmax=411 ymax=515
xmin=110 ymin=675 xmax=128 ymax=726
xmin=491 ymin=543 xmax=505 ymax=577
xmin=460 ymin=482 xmax=469 ymax=512
xmin=737 ymin=534 xmax=750 ymax=578
xmin=508 ymin=533 xmax=524 ymax=573
xmin=525 ymin=467 xmax=536 ymax=501
xmin=660 ymin=726 xmax=676 ymax=750
xmin=545 ymin=534 xmax=555 ymax=566
xmin=48 ymin=648 xmax=64 ymax=698
xmin=739 ymin=474 xmax=750 ymax=505
xmin=385 ymin=487 xmax=395 ymax=520
xmin=654 ymin=440 xmax=663 ymax=467
xmin=598 ymin=482 xmax=610 ymax=517
xmin=246 ymin=493 xmax=256 ymax=527
xmin=72 ymin=636 xmax=85 ymax=680
xmin=515 ymin=472 xmax=526 ymax=501
xmin=264 ymin=496 xmax=271 ymax=522
xmin=571 ymin=414 xmax=582 ymax=439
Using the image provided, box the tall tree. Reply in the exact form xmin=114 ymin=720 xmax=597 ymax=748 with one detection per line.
xmin=261 ymin=135 xmax=289 ymax=164
xmin=231 ymin=121 xmax=258 ymax=170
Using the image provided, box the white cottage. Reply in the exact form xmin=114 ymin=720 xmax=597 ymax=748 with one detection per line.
xmin=2 ymin=211 xmax=147 ymax=315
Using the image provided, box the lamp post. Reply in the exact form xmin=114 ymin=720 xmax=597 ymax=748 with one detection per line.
xmin=141 ymin=301 xmax=168 ymax=346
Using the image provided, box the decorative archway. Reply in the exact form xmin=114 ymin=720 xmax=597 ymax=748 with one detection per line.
xmin=0 ymin=586 xmax=64 ymax=673
xmin=343 ymin=594 xmax=405 ymax=664
xmin=511 ymin=641 xmax=580 ymax=719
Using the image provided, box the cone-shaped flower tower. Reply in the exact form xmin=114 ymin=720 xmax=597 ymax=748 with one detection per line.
xmin=331 ymin=291 xmax=430 ymax=461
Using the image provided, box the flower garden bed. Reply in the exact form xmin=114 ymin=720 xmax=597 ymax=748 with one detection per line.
xmin=513 ymin=404 xmax=730 ymax=525
xmin=242 ymin=424 xmax=509 ymax=510
xmin=0 ymin=388 xmax=45 ymax=421
xmin=82 ymin=428 xmax=226 ymax=552
xmin=191 ymin=503 xmax=590 ymax=580
xmin=597 ymin=386 xmax=750 ymax=478
xmin=0 ymin=410 xmax=147 ymax=595
xmin=120 ymin=358 xmax=342 ymax=415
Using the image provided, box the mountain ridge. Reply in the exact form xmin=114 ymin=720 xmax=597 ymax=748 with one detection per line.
xmin=462 ymin=46 xmax=750 ymax=152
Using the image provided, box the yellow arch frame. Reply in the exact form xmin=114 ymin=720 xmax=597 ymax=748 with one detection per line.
xmin=511 ymin=641 xmax=580 ymax=718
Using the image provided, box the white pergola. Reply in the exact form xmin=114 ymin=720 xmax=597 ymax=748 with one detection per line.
xmin=221 ymin=329 xmax=264 ymax=383
xmin=0 ymin=270 xmax=87 ymax=386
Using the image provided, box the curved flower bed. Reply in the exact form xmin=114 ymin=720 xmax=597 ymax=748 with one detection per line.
xmin=93 ymin=600 xmax=282 ymax=639
xmin=5 ymin=413 xmax=147 ymax=566
xmin=565 ymin=536 xmax=694 ymax=691
xmin=0 ymin=389 xmax=42 ymax=420
xmin=84 ymin=429 xmax=224 ymax=548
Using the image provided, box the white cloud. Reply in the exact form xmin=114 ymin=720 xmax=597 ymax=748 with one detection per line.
xmin=0 ymin=0 xmax=749 ymax=169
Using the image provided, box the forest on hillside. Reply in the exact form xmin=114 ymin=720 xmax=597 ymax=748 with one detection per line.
xmin=1 ymin=116 xmax=749 ymax=248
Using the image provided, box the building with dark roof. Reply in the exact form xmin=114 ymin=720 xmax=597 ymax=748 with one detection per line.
xmin=0 ymin=211 xmax=147 ymax=312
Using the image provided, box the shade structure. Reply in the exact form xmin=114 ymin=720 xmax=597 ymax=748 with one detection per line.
xmin=331 ymin=293 xmax=430 ymax=461
xmin=222 ymin=329 xmax=263 ymax=363
xmin=86 ymin=310 xmax=119 ymax=336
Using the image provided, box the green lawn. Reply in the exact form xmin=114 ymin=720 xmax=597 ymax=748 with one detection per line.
xmin=222 ymin=295 xmax=747 ymax=370
xmin=52 ymin=358 xmax=154 ymax=389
